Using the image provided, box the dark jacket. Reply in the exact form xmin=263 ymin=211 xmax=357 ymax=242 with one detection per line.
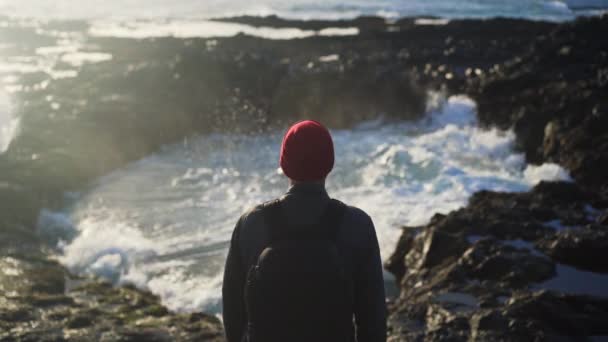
xmin=222 ymin=182 xmax=387 ymax=342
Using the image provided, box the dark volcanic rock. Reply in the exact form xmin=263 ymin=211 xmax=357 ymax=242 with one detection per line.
xmin=470 ymin=15 xmax=608 ymax=192
xmin=599 ymin=210 xmax=608 ymax=225
xmin=213 ymin=15 xmax=387 ymax=32
xmin=385 ymin=226 xmax=419 ymax=282
xmin=406 ymin=226 xmax=468 ymax=272
xmin=387 ymin=182 xmax=608 ymax=341
xmin=462 ymin=239 xmax=555 ymax=287
xmin=66 ymin=313 xmax=94 ymax=329
xmin=503 ymin=290 xmax=608 ymax=337
xmin=539 ymin=225 xmax=608 ymax=273
xmin=387 ymin=15 xmax=608 ymax=341
xmin=467 ymin=291 xmax=608 ymax=341
xmin=0 ymin=256 xmax=224 ymax=341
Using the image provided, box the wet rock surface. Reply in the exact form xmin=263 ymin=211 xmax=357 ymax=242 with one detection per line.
xmin=386 ymin=181 xmax=608 ymax=341
xmin=0 ymin=253 xmax=224 ymax=341
xmin=469 ymin=15 xmax=608 ymax=191
xmin=387 ymin=15 xmax=608 ymax=341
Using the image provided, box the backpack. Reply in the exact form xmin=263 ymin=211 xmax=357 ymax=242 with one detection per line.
xmin=244 ymin=199 xmax=354 ymax=342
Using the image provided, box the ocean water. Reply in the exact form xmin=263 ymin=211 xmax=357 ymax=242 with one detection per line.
xmin=39 ymin=95 xmax=571 ymax=313
xmin=0 ymin=0 xmax=607 ymax=21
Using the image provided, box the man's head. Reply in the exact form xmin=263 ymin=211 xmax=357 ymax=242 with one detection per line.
xmin=280 ymin=120 xmax=334 ymax=183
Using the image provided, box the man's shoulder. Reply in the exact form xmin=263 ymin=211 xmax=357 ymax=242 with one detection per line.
xmin=236 ymin=199 xmax=375 ymax=237
xmin=341 ymin=202 xmax=372 ymax=224
xmin=237 ymin=199 xmax=276 ymax=229
xmin=338 ymin=201 xmax=376 ymax=236
xmin=333 ymin=201 xmax=378 ymax=252
xmin=335 ymin=200 xmax=370 ymax=223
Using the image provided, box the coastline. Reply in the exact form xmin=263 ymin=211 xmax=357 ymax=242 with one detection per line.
xmin=386 ymin=14 xmax=608 ymax=340
xmin=1 ymin=13 xmax=606 ymax=340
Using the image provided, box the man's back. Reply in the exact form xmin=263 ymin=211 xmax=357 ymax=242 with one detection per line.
xmin=222 ymin=182 xmax=387 ymax=342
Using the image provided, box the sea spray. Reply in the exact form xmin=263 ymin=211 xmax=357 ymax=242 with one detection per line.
xmin=0 ymin=89 xmax=18 ymax=153
xmin=39 ymin=95 xmax=571 ymax=314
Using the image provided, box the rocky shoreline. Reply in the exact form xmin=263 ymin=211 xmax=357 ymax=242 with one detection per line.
xmin=1 ymin=13 xmax=606 ymax=341
xmin=385 ymin=181 xmax=608 ymax=340
xmin=386 ymin=14 xmax=608 ymax=341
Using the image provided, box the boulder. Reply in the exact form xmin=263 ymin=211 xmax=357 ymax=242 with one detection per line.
xmin=470 ymin=15 xmax=608 ymax=191
xmin=384 ymin=227 xmax=419 ymax=282
xmin=503 ymin=290 xmax=608 ymax=337
xmin=539 ymin=225 xmax=608 ymax=273
xmin=405 ymin=226 xmax=468 ymax=272
xmin=460 ymin=239 xmax=555 ymax=287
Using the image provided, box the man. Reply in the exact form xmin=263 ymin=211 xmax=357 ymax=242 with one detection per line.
xmin=222 ymin=120 xmax=387 ymax=342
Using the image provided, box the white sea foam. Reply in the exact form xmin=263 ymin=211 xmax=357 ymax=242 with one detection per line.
xmin=1 ymin=38 xmax=105 ymax=92
xmin=89 ymin=19 xmax=358 ymax=39
xmin=57 ymin=215 xmax=159 ymax=283
xmin=40 ymin=94 xmax=573 ymax=314
xmin=61 ymin=52 xmax=113 ymax=67
xmin=415 ymin=18 xmax=450 ymax=25
xmin=523 ymin=163 xmax=572 ymax=185
xmin=35 ymin=45 xmax=80 ymax=56
xmin=545 ymin=1 xmax=573 ymax=13
xmin=0 ymin=88 xmax=18 ymax=153
xmin=318 ymin=54 xmax=340 ymax=63
xmin=318 ymin=27 xmax=360 ymax=36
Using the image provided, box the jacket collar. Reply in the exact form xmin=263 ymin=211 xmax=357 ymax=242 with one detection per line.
xmin=285 ymin=182 xmax=329 ymax=198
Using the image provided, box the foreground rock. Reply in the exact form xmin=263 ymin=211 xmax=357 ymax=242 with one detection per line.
xmin=386 ymin=182 xmax=608 ymax=341
xmin=0 ymin=251 xmax=223 ymax=341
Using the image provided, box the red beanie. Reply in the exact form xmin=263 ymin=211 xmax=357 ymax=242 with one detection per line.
xmin=280 ymin=120 xmax=334 ymax=182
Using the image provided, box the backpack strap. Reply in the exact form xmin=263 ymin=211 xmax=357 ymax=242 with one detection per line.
xmin=263 ymin=199 xmax=347 ymax=243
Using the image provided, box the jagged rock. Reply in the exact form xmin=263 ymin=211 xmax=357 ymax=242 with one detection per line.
xmin=503 ymin=290 xmax=608 ymax=337
xmin=66 ymin=313 xmax=94 ymax=329
xmin=26 ymin=294 xmax=74 ymax=307
xmin=471 ymin=15 xmax=608 ymax=191
xmin=470 ymin=310 xmax=507 ymax=332
xmin=460 ymin=239 xmax=555 ymax=287
xmin=387 ymin=179 xmax=607 ymax=340
xmin=103 ymin=329 xmax=173 ymax=342
xmin=0 ymin=256 xmax=224 ymax=342
xmin=405 ymin=227 xmax=468 ymax=272
xmin=539 ymin=225 xmax=608 ymax=273
xmin=599 ymin=211 xmax=608 ymax=225
xmin=385 ymin=227 xmax=419 ymax=282
xmin=0 ymin=252 xmax=66 ymax=298
xmin=0 ymin=307 xmax=33 ymax=323
xmin=469 ymin=310 xmax=510 ymax=341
